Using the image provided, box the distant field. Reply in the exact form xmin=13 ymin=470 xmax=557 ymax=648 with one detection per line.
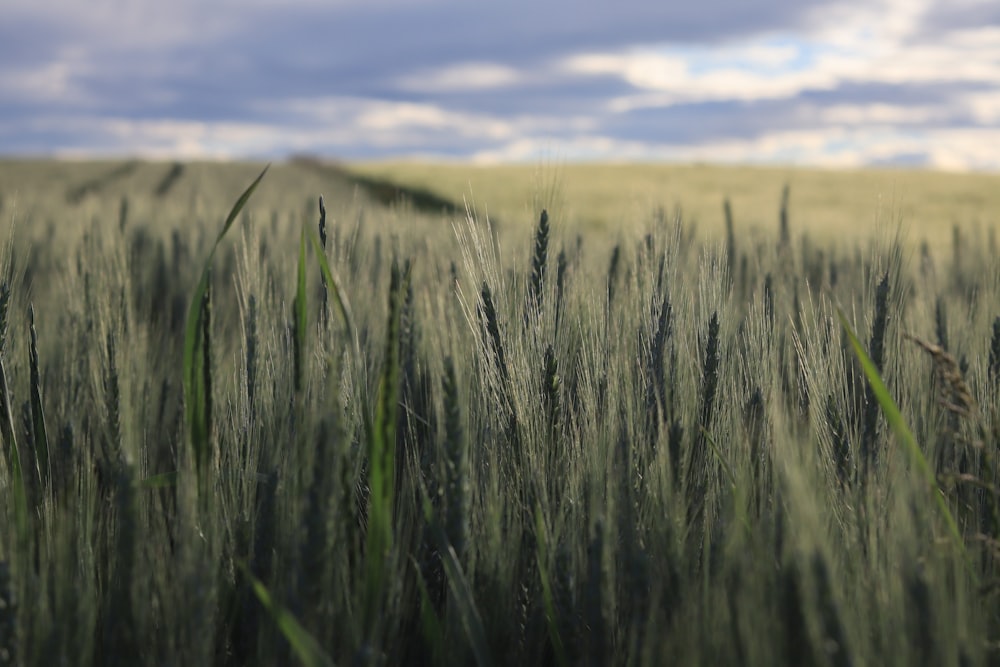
xmin=6 ymin=158 xmax=996 ymax=259
xmin=351 ymin=161 xmax=1000 ymax=255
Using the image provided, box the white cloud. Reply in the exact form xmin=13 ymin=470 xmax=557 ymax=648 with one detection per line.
xmin=469 ymin=125 xmax=1000 ymax=172
xmin=559 ymin=0 xmax=1000 ymax=118
xmin=262 ymin=94 xmax=597 ymax=142
xmin=0 ymin=58 xmax=93 ymax=104
xmin=3 ymin=0 xmax=1000 ymax=167
xmin=357 ymin=103 xmax=515 ymax=143
xmin=964 ymin=90 xmax=1000 ymax=124
xmin=397 ymin=62 xmax=523 ymax=92
xmin=562 ymin=39 xmax=861 ymax=111
xmin=818 ymin=103 xmax=946 ymax=125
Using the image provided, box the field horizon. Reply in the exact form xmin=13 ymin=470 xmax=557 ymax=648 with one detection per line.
xmin=6 ymin=154 xmax=997 ymax=258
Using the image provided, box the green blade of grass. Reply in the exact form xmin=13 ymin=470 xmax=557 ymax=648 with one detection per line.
xmin=420 ymin=488 xmax=493 ymax=667
xmin=535 ymin=506 xmax=568 ymax=667
xmin=28 ymin=304 xmax=49 ymax=492
xmin=184 ymin=281 xmax=212 ymax=472
xmin=215 ymin=165 xmax=270 ymax=246
xmin=183 ymin=165 xmax=268 ymax=476
xmin=699 ymin=424 xmax=737 ymax=492
xmin=293 ymin=224 xmax=308 ymax=394
xmin=698 ymin=424 xmax=751 ymax=535
xmin=237 ymin=561 xmax=335 ymax=667
xmin=364 ymin=260 xmax=410 ymax=631
xmin=836 ymin=308 xmax=964 ymax=553
xmin=0 ymin=357 xmax=27 ymax=541
xmin=412 ymin=558 xmax=445 ymax=664
xmin=438 ymin=541 xmax=493 ymax=667
xmin=140 ymin=471 xmax=178 ymax=488
xmin=308 ymin=227 xmax=356 ymax=348
xmin=0 ymin=283 xmax=11 ymax=358
xmin=139 ymin=470 xmax=270 ymax=489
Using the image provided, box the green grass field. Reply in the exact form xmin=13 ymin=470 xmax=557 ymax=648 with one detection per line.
xmin=0 ymin=157 xmax=998 ymax=665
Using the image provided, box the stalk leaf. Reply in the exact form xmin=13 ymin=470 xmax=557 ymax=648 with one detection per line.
xmin=140 ymin=471 xmax=178 ymax=488
xmin=216 ymin=167 xmax=270 ymax=246
xmin=535 ymin=506 xmax=568 ymax=667
xmin=28 ymin=305 xmax=49 ymax=492
xmin=0 ymin=283 xmax=11 ymax=357
xmin=293 ymin=225 xmax=308 ymax=394
xmin=237 ymin=562 xmax=335 ymax=667
xmin=836 ymin=309 xmax=965 ymax=554
xmin=183 ymin=165 xmax=268 ymax=476
xmin=307 ymin=227 xmax=356 ymax=347
xmin=0 ymin=357 xmax=26 ymax=540
xmin=413 ymin=558 xmax=445 ymax=664
xmin=420 ymin=492 xmax=493 ymax=667
xmin=438 ymin=541 xmax=492 ymax=667
xmin=364 ymin=259 xmax=410 ymax=630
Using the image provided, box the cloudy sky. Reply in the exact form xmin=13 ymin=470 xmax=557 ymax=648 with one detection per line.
xmin=2 ymin=0 xmax=999 ymax=168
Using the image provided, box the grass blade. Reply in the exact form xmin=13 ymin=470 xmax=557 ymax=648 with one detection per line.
xmin=140 ymin=471 xmax=178 ymax=488
xmin=364 ymin=259 xmax=410 ymax=630
xmin=420 ymin=488 xmax=493 ymax=667
xmin=442 ymin=357 xmax=468 ymax=559
xmin=294 ymin=225 xmax=308 ymax=394
xmin=308 ymin=227 xmax=356 ymax=347
xmin=183 ymin=165 xmax=268 ymax=477
xmin=0 ymin=357 xmax=26 ymax=540
xmin=836 ymin=308 xmax=964 ymax=552
xmin=215 ymin=165 xmax=269 ymax=246
xmin=438 ymin=541 xmax=493 ymax=667
xmin=413 ymin=558 xmax=445 ymax=664
xmin=0 ymin=283 xmax=10 ymax=358
xmin=535 ymin=506 xmax=568 ymax=667
xmin=28 ymin=305 xmax=49 ymax=492
xmin=238 ymin=562 xmax=335 ymax=667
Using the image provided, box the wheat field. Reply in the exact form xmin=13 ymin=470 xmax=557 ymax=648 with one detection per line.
xmin=351 ymin=160 xmax=1000 ymax=256
xmin=0 ymin=157 xmax=997 ymax=665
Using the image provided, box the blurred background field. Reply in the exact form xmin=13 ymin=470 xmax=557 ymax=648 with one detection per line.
xmin=352 ymin=161 xmax=1000 ymax=256
xmin=4 ymin=159 xmax=998 ymax=260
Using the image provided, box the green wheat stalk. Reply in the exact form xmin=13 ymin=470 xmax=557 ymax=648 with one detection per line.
xmin=308 ymin=228 xmax=357 ymax=356
xmin=442 ymin=356 xmax=468 ymax=560
xmin=535 ymin=505 xmax=568 ymax=667
xmin=419 ymin=488 xmax=493 ymax=667
xmin=27 ymin=304 xmax=49 ymax=492
xmin=293 ymin=224 xmax=308 ymax=394
xmin=364 ymin=259 xmax=411 ymax=633
xmin=0 ymin=356 xmax=26 ymax=541
xmin=526 ymin=209 xmax=549 ymax=320
xmin=860 ymin=272 xmax=890 ymax=472
xmin=183 ymin=164 xmax=268 ymax=478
